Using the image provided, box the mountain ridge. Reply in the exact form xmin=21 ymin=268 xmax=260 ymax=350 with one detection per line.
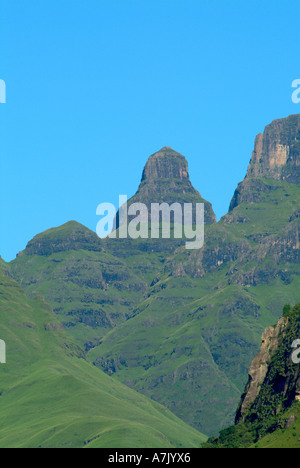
xmin=230 ymin=114 xmax=300 ymax=211
xmin=7 ymin=113 xmax=300 ymax=436
xmin=116 ymin=146 xmax=216 ymax=228
xmin=246 ymin=114 xmax=300 ymax=183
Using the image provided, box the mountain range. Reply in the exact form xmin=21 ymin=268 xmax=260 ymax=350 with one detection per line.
xmin=1 ymin=113 xmax=300 ymax=443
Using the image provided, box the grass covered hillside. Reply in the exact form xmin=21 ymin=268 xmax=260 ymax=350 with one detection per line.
xmin=89 ymin=177 xmax=300 ymax=436
xmin=8 ymin=118 xmax=300 ymax=437
xmin=9 ymin=220 xmax=181 ymax=349
xmin=0 ymin=264 xmax=207 ymax=448
xmin=8 ymin=178 xmax=300 ymax=437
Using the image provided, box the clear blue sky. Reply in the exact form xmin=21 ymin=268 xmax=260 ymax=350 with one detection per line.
xmin=1 ymin=0 xmax=300 ymax=261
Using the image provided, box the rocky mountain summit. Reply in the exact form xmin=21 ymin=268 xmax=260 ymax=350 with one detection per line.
xmin=230 ymin=114 xmax=300 ymax=211
xmin=141 ymin=146 xmax=190 ymax=181
xmin=247 ymin=114 xmax=300 ymax=183
xmin=116 ymin=146 xmax=216 ymax=227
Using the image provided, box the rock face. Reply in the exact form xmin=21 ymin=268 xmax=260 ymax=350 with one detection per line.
xmin=203 ymin=304 xmax=300 ymax=448
xmin=141 ymin=146 xmax=190 ymax=181
xmin=236 ymin=303 xmax=300 ymax=424
xmin=236 ymin=317 xmax=287 ymax=420
xmin=230 ymin=114 xmax=300 ymax=211
xmin=116 ymin=146 xmax=216 ymax=228
xmin=247 ymin=114 xmax=300 ymax=183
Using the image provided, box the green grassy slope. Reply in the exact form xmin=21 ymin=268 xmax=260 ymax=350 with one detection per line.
xmin=0 ymin=265 xmax=207 ymax=448
xmin=89 ymin=178 xmax=300 ymax=436
xmin=252 ymin=404 xmax=300 ymax=448
xmin=9 ymin=221 xmax=181 ymax=349
xmin=201 ymin=402 xmax=300 ymax=448
xmin=8 ymin=179 xmax=300 ymax=437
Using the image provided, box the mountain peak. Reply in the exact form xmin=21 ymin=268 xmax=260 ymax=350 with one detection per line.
xmin=21 ymin=221 xmax=102 ymax=256
xmin=229 ymin=114 xmax=300 ymax=211
xmin=246 ymin=114 xmax=300 ymax=184
xmin=159 ymin=146 xmax=173 ymax=151
xmin=116 ymin=147 xmax=216 ymax=227
xmin=141 ymin=147 xmax=190 ymax=182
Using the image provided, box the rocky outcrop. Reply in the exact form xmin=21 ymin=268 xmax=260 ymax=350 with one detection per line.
xmin=230 ymin=114 xmax=300 ymax=211
xmin=229 ymin=178 xmax=279 ymax=211
xmin=141 ymin=146 xmax=190 ymax=182
xmin=236 ymin=317 xmax=287 ymax=420
xmin=235 ymin=303 xmax=300 ymax=424
xmin=115 ymin=146 xmax=216 ymax=228
xmin=246 ymin=114 xmax=300 ymax=183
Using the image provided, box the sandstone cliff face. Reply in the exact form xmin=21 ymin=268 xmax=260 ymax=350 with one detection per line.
xmin=141 ymin=147 xmax=190 ymax=182
xmin=236 ymin=303 xmax=300 ymax=424
xmin=230 ymin=114 xmax=300 ymax=211
xmin=236 ymin=317 xmax=287 ymax=420
xmin=246 ymin=114 xmax=300 ymax=183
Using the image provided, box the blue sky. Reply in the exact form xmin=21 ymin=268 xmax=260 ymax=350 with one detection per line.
xmin=1 ymin=0 xmax=300 ymax=261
